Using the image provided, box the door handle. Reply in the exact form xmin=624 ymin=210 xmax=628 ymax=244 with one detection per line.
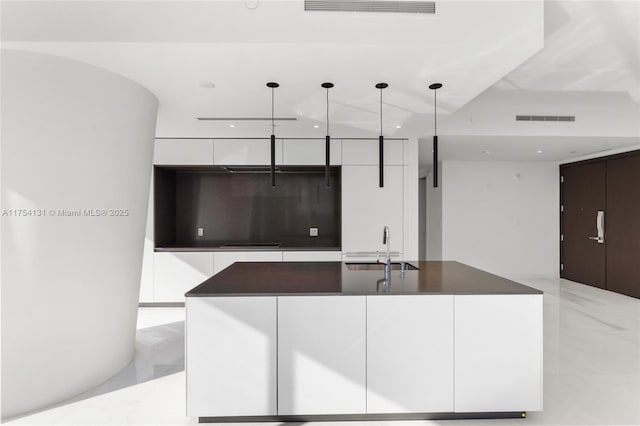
xmin=588 ymin=210 xmax=605 ymax=244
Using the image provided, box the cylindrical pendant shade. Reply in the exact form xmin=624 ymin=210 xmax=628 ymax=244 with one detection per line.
xmin=379 ymin=135 xmax=384 ymax=187
xmin=433 ymin=135 xmax=438 ymax=188
xmin=325 ymin=135 xmax=331 ymax=187
xmin=270 ymin=134 xmax=276 ymax=187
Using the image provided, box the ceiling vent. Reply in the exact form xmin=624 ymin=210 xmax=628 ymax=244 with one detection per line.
xmin=304 ymin=0 xmax=436 ymax=14
xmin=516 ymin=115 xmax=575 ymax=122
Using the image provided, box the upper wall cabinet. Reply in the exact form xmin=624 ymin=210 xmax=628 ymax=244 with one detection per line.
xmin=154 ymin=138 xmax=214 ymax=165
xmin=403 ymin=139 xmax=418 ymax=167
xmin=282 ymin=139 xmax=342 ymax=165
xmin=214 ymin=139 xmax=283 ymax=165
xmin=341 ymin=165 xmax=404 ymax=254
xmin=342 ymin=139 xmax=403 ymax=166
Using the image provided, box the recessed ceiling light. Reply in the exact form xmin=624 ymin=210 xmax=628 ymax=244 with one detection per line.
xmin=314 ymin=125 xmax=319 ymax=128
xmin=396 ymin=125 xmax=402 ymax=129
xmin=229 ymin=124 xmax=235 ymax=128
xmin=536 ymin=150 xmax=542 ymax=154
xmin=483 ymin=150 xmax=491 ymax=155
xmin=199 ymin=81 xmax=215 ymax=89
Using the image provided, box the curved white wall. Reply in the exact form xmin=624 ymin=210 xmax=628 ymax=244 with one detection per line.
xmin=1 ymin=50 xmax=157 ymax=418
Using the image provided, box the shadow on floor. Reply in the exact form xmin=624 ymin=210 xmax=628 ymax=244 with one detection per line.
xmin=5 ymin=321 xmax=185 ymax=421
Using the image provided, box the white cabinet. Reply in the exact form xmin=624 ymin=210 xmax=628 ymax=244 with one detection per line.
xmin=153 ymin=252 xmax=214 ymax=302
xmin=213 ymin=138 xmax=283 ymax=165
xmin=277 ymin=296 xmax=366 ymax=415
xmin=342 ymin=139 xmax=403 ymax=165
xmin=403 ymin=141 xmax=419 ymax=260
xmin=403 ymin=138 xmax=419 ymax=167
xmin=154 ymin=138 xmax=213 ymax=165
xmin=341 ymin=165 xmax=404 ymax=255
xmin=282 ymin=138 xmax=342 ymax=165
xmin=454 ymin=295 xmax=543 ymax=412
xmin=282 ymin=251 xmax=342 ymax=262
xmin=186 ymin=297 xmax=277 ymax=417
xmin=366 ymin=295 xmax=454 ymax=413
xmin=213 ymin=251 xmax=282 ymax=275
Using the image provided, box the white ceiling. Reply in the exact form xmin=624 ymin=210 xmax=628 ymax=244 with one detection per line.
xmin=2 ymin=0 xmax=639 ymax=166
xmin=2 ymin=0 xmax=543 ymax=139
xmin=496 ymin=0 xmax=640 ymax=101
xmin=419 ymin=0 xmax=640 ymax=166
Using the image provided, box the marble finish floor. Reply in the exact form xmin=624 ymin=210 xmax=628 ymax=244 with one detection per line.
xmin=5 ymin=278 xmax=640 ymax=425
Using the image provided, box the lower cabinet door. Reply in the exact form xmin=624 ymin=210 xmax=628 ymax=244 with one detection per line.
xmin=454 ymin=295 xmax=543 ymax=412
xmin=277 ymin=296 xmax=366 ymax=415
xmin=154 ymin=252 xmax=214 ymax=302
xmin=186 ymin=297 xmax=277 ymax=417
xmin=213 ymin=251 xmax=282 ymax=275
xmin=366 ymin=295 xmax=454 ymax=413
xmin=282 ymin=251 xmax=342 ymax=262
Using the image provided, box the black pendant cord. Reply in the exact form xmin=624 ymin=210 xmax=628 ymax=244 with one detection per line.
xmin=380 ymin=88 xmax=383 ymax=136
xmin=271 ymin=86 xmax=275 ymax=135
xmin=434 ymin=88 xmax=437 ymax=135
xmin=326 ymin=87 xmax=330 ymax=136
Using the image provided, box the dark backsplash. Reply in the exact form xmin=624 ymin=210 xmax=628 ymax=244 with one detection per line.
xmin=155 ymin=166 xmax=341 ymax=249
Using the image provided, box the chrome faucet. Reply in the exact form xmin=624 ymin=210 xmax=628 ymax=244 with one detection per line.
xmin=381 ymin=226 xmax=391 ymax=278
xmin=377 ymin=225 xmax=407 ymax=279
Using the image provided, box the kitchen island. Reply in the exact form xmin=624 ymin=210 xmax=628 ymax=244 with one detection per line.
xmin=185 ymin=261 xmax=543 ymax=422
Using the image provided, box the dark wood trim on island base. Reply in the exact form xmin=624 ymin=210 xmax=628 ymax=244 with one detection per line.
xmin=198 ymin=412 xmax=528 ymax=422
xmin=138 ymin=302 xmax=185 ymax=308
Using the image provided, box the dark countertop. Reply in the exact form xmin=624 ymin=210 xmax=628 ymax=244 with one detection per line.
xmin=155 ymin=246 xmax=341 ymax=252
xmin=185 ymin=261 xmax=542 ymax=297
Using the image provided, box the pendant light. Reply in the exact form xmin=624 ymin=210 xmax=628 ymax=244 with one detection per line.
xmin=376 ymin=82 xmax=388 ymax=188
xmin=266 ymin=82 xmax=279 ymax=187
xmin=321 ymin=82 xmax=334 ymax=187
xmin=429 ymin=82 xmax=443 ymax=188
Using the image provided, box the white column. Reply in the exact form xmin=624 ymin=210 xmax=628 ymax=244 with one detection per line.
xmin=1 ymin=49 xmax=158 ymax=418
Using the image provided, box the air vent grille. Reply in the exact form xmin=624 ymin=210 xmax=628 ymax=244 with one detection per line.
xmin=304 ymin=0 xmax=436 ymax=14
xmin=516 ymin=115 xmax=575 ymax=122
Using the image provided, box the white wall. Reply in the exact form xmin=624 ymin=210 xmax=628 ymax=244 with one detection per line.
xmin=441 ymin=161 xmax=558 ymax=279
xmin=1 ymin=50 xmax=158 ymax=418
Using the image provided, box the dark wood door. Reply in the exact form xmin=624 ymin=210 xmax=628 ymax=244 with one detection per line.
xmin=561 ymin=162 xmax=606 ymax=289
xmin=606 ymin=154 xmax=640 ymax=298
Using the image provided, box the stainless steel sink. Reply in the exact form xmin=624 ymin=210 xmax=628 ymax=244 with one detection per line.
xmin=346 ymin=262 xmax=418 ymax=271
